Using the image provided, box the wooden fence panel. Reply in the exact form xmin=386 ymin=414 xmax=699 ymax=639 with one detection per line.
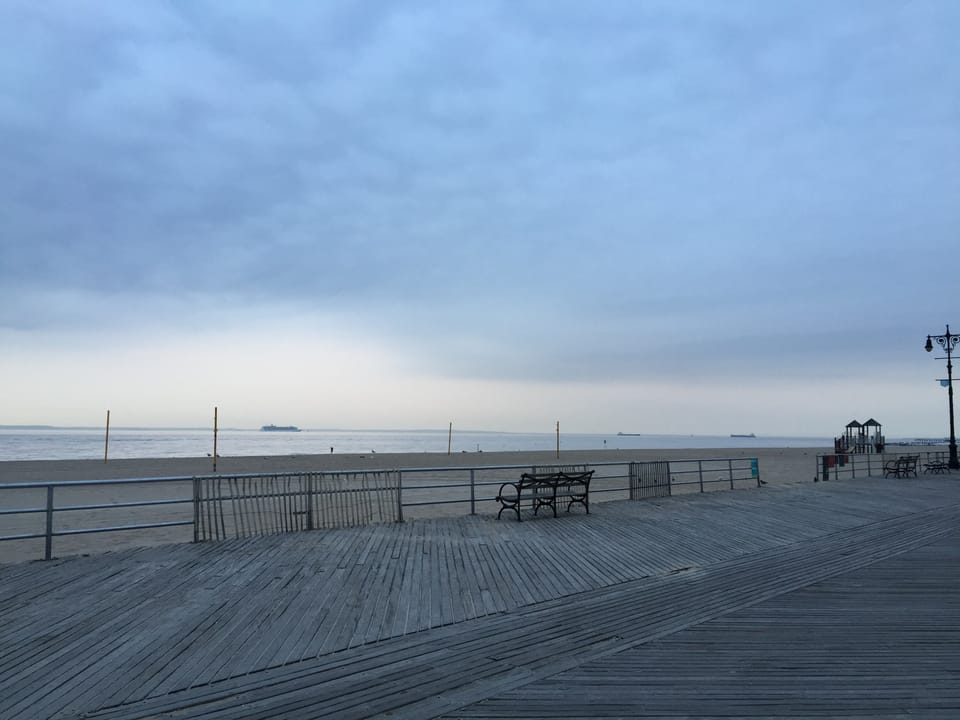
xmin=630 ymin=461 xmax=671 ymax=500
xmin=194 ymin=471 xmax=399 ymax=541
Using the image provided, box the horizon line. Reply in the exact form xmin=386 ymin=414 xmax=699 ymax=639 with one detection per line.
xmin=0 ymin=425 xmax=865 ymax=439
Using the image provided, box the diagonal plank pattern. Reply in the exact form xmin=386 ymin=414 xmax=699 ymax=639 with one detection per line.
xmin=451 ymin=531 xmax=960 ymax=718
xmin=0 ymin=476 xmax=958 ymax=719
xmin=74 ymin=505 xmax=959 ymax=719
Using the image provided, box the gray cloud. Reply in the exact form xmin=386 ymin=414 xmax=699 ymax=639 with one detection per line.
xmin=2 ymin=0 xmax=959 ymax=385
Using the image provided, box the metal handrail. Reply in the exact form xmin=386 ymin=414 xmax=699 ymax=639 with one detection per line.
xmin=813 ymin=450 xmax=953 ymax=482
xmin=0 ymin=457 xmax=761 ymax=562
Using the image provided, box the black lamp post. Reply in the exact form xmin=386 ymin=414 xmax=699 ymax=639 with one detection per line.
xmin=925 ymin=324 xmax=959 ymax=470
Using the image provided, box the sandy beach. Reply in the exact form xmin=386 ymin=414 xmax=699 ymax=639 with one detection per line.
xmin=0 ymin=446 xmax=835 ymax=565
xmin=0 ymin=445 xmax=831 ymax=483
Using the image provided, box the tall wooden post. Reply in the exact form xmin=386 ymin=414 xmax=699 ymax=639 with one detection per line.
xmin=447 ymin=422 xmax=452 ymax=455
xmin=213 ymin=406 xmax=218 ymax=472
xmin=556 ymin=420 xmax=560 ymax=459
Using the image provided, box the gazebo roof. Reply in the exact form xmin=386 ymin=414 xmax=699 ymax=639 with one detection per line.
xmin=846 ymin=420 xmax=862 ymax=428
xmin=863 ymin=418 xmax=881 ymax=427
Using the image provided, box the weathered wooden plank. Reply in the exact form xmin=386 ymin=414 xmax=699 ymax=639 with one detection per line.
xmin=69 ymin=505 xmax=960 ymax=720
xmin=2 ymin=477 xmax=959 ymax=720
xmin=446 ymin=522 xmax=481 ymax=622
xmin=454 ymin=534 xmax=960 ymax=717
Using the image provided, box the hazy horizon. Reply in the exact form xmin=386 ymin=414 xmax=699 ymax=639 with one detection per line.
xmin=0 ymin=423 xmax=934 ymax=441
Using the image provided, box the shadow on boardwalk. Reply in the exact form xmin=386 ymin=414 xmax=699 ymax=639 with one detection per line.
xmin=1 ymin=476 xmax=959 ymax=719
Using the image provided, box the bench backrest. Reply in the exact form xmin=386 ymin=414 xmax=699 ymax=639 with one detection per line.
xmin=519 ymin=472 xmax=561 ymax=485
xmin=886 ymin=455 xmax=919 ymax=473
xmin=519 ymin=471 xmax=594 ymax=489
xmin=557 ymin=470 xmax=593 ymax=486
xmin=532 ymin=464 xmax=589 ymax=475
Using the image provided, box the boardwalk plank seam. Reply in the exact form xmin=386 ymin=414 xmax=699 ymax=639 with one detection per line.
xmin=1 ymin=477 xmax=957 ymax=719
xmin=66 ymin=503 xmax=960 ymax=720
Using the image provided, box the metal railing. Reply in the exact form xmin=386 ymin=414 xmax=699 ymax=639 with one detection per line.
xmin=0 ymin=457 xmax=761 ymax=562
xmin=814 ymin=451 xmax=954 ymax=482
xmin=0 ymin=476 xmax=194 ymax=562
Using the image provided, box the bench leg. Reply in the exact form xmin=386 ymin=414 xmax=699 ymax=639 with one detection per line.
xmin=566 ymin=497 xmax=589 ymax=514
xmin=533 ymin=497 xmax=557 ymax=518
xmin=496 ymin=500 xmax=522 ymax=521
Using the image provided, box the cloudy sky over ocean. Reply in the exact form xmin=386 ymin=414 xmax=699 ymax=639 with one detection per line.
xmin=2 ymin=1 xmax=959 ymax=436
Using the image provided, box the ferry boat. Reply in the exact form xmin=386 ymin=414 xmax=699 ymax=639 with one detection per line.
xmin=261 ymin=424 xmax=301 ymax=432
xmin=730 ymin=433 xmax=756 ymax=438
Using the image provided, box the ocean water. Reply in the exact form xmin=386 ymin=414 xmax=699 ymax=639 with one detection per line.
xmin=0 ymin=427 xmax=834 ymax=462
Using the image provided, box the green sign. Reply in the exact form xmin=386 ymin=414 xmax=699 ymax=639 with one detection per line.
xmin=750 ymin=458 xmax=759 ymax=478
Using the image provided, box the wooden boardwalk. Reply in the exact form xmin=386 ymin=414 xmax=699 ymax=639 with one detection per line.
xmin=1 ymin=475 xmax=959 ymax=719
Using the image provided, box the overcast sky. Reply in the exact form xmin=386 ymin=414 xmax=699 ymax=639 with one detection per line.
xmin=2 ymin=1 xmax=959 ymax=437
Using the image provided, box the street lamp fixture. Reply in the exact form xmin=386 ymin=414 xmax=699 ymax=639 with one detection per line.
xmin=925 ymin=324 xmax=959 ymax=469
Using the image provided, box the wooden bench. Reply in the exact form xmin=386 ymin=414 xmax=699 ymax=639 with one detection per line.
xmin=884 ymin=455 xmax=919 ymax=478
xmin=495 ymin=471 xmax=593 ymax=521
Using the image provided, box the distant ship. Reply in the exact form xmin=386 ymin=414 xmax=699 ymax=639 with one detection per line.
xmin=730 ymin=433 xmax=756 ymax=438
xmin=261 ymin=424 xmax=301 ymax=432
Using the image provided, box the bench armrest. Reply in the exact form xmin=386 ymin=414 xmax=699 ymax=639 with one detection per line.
xmin=496 ymin=480 xmax=522 ymax=500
